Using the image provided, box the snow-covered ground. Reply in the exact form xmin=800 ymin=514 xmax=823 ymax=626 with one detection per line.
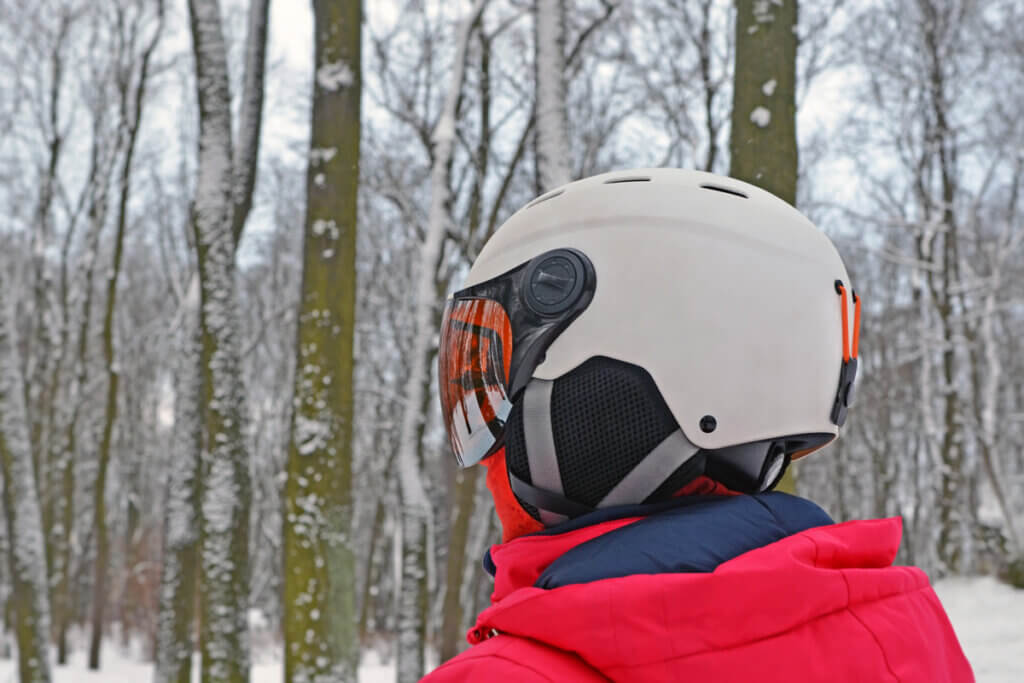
xmin=1 ymin=576 xmax=1021 ymax=682
xmin=934 ymin=576 xmax=1024 ymax=683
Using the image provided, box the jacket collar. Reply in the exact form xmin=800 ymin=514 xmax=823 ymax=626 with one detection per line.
xmin=484 ymin=492 xmax=833 ymax=601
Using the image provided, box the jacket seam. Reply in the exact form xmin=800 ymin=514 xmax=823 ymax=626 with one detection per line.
xmin=839 ymin=569 xmax=901 ymax=683
xmin=596 ymin=583 xmax=935 ymax=675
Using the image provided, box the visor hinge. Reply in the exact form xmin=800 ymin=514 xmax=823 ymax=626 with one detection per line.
xmin=830 ymin=357 xmax=858 ymax=427
xmin=831 ymin=281 xmax=861 ymax=427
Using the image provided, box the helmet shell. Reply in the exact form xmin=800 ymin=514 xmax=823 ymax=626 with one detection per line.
xmin=464 ymin=169 xmax=853 ymax=454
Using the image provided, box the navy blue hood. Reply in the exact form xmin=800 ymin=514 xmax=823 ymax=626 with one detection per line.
xmin=529 ymin=492 xmax=833 ymax=589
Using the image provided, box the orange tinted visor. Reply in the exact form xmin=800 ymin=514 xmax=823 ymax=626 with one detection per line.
xmin=439 ymin=298 xmax=514 ymax=467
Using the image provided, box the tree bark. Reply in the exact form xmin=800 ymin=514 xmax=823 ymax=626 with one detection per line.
xmin=186 ymin=0 xmax=252 ymax=680
xmin=0 ymin=282 xmax=53 ymax=683
xmin=729 ymin=0 xmax=798 ymax=206
xmin=154 ymin=294 xmax=202 ymax=683
xmin=534 ymin=0 xmax=571 ymax=191
xmin=282 ymin=1 xmax=362 ymax=681
xmin=155 ymin=1 xmax=268 ymax=679
xmin=439 ymin=466 xmax=479 ymax=662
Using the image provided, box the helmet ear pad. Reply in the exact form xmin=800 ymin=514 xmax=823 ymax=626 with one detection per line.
xmin=504 ymin=357 xmax=702 ymax=520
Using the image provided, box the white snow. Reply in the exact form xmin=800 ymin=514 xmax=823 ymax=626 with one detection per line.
xmin=762 ymin=78 xmax=777 ymax=96
xmin=0 ymin=647 xmax=396 ymax=683
xmin=752 ymin=0 xmax=779 ymax=23
xmin=315 ymin=60 xmax=354 ymax=91
xmin=309 ymin=147 xmax=337 ymax=165
xmin=1 ymin=577 xmax=1020 ymax=681
xmin=750 ymin=106 xmax=772 ymax=127
xmin=934 ymin=577 xmax=1024 ymax=683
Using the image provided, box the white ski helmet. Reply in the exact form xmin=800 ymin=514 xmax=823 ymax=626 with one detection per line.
xmin=439 ymin=168 xmax=860 ymax=526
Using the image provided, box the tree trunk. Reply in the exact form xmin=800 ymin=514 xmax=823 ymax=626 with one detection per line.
xmin=0 ymin=285 xmax=53 ymax=683
xmin=395 ymin=3 xmax=487 ymax=680
xmin=729 ymin=0 xmax=798 ymax=205
xmin=282 ymin=1 xmax=362 ymax=681
xmin=155 ymin=0 xmax=266 ymax=680
xmin=439 ymin=466 xmax=479 ymax=662
xmin=534 ymin=0 xmax=571 ymax=192
xmin=729 ymin=0 xmax=798 ymax=492
xmin=187 ymin=1 xmax=252 ymax=680
xmin=154 ymin=296 xmax=202 ymax=683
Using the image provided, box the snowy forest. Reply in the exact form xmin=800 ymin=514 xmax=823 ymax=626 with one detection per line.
xmin=1 ymin=0 xmax=1022 ymax=681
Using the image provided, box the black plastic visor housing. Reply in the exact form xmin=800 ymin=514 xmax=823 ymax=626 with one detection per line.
xmin=438 ymin=248 xmax=596 ymax=467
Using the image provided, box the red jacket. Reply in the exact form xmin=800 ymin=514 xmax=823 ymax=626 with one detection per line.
xmin=423 ymin=509 xmax=972 ymax=682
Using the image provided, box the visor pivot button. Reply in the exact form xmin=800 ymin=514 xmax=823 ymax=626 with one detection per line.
xmin=524 ymin=250 xmax=587 ymax=316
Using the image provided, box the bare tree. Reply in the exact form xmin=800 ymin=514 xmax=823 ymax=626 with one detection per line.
xmin=183 ymin=0 xmax=266 ymax=679
xmin=282 ymin=0 xmax=362 ymax=681
xmin=155 ymin=1 xmax=269 ymax=680
xmin=87 ymin=0 xmax=166 ymax=668
xmin=394 ymin=2 xmax=488 ymax=680
xmin=535 ymin=0 xmax=571 ymax=190
xmin=0 ymin=280 xmax=52 ymax=683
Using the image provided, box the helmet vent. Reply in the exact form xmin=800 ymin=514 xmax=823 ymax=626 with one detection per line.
xmin=604 ymin=176 xmax=651 ymax=184
xmin=700 ymin=183 xmax=748 ymax=199
xmin=526 ymin=189 xmax=564 ymax=209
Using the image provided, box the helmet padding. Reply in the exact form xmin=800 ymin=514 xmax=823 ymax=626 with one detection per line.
xmin=505 ymin=357 xmax=701 ymax=521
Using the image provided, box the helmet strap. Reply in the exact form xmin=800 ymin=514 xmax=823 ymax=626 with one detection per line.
xmin=520 ymin=379 xmax=569 ymax=526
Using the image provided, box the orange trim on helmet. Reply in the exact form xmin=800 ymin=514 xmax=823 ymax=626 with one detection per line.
xmin=852 ymin=291 xmax=861 ymax=359
xmin=836 ymin=282 xmax=851 ymax=362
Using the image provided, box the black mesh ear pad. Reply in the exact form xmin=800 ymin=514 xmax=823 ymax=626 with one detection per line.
xmin=505 ymin=357 xmax=696 ymax=517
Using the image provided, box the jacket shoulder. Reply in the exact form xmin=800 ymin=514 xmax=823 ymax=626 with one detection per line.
xmin=421 ymin=634 xmax=607 ymax=683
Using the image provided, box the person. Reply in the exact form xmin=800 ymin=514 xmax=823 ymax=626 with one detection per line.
xmin=423 ymin=168 xmax=973 ymax=682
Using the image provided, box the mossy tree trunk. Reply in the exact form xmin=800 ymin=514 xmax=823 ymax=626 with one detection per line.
xmin=439 ymin=466 xmax=479 ymax=662
xmin=729 ymin=0 xmax=797 ymax=204
xmin=282 ymin=1 xmax=362 ymax=681
xmin=186 ymin=0 xmax=256 ymax=680
xmin=729 ymin=0 xmax=798 ymax=492
xmin=0 ymin=284 xmax=53 ymax=683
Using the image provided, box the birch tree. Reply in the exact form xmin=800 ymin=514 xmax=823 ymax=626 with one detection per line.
xmin=535 ymin=0 xmax=571 ymax=191
xmin=282 ymin=1 xmax=361 ymax=681
xmin=0 ymin=283 xmax=52 ymax=683
xmin=394 ymin=2 xmax=488 ymax=680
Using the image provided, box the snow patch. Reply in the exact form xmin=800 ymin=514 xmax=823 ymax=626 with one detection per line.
xmin=309 ymin=147 xmax=337 ymax=165
xmin=750 ymin=106 xmax=772 ymax=128
xmin=316 ymin=60 xmax=354 ymax=91
xmin=753 ymin=0 xmax=782 ymax=23
xmin=762 ymin=79 xmax=777 ymax=96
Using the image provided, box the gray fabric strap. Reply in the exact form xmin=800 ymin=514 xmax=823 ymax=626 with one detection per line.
xmin=521 ymin=379 xmax=566 ymax=525
xmin=597 ymin=429 xmax=701 ymax=508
